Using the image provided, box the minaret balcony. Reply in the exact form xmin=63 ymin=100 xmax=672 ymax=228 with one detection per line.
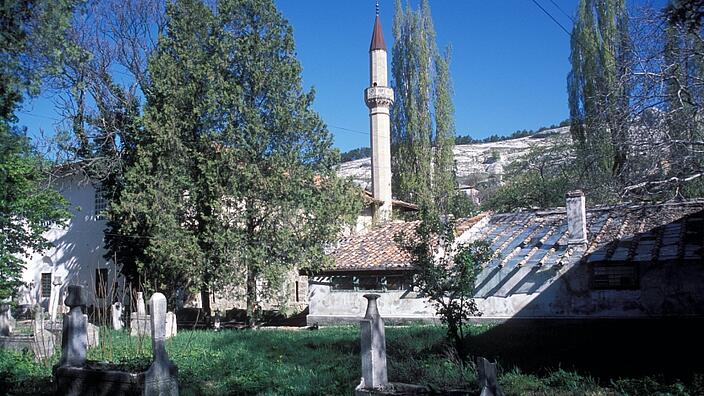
xmin=365 ymin=86 xmax=394 ymax=108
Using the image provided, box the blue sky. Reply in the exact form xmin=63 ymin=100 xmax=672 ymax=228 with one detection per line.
xmin=18 ymin=0 xmax=661 ymax=153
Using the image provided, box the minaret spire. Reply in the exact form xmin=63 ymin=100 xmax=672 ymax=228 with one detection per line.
xmin=365 ymin=6 xmax=394 ymax=223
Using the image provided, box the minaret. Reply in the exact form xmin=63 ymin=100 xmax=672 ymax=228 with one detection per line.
xmin=365 ymin=2 xmax=394 ymax=223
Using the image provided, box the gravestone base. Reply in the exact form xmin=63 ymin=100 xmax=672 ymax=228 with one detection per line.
xmin=354 ymin=382 xmax=469 ymax=396
xmin=53 ymin=361 xmax=179 ymax=396
xmin=0 ymin=329 xmax=55 ymax=361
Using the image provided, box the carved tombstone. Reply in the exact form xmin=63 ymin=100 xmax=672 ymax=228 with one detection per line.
xmin=359 ymin=294 xmax=388 ymax=389
xmin=112 ymin=302 xmax=124 ymax=331
xmin=58 ymin=285 xmax=87 ymax=367
xmin=145 ymin=293 xmax=179 ymax=395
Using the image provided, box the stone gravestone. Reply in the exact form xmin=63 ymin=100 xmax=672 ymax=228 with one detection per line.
xmin=477 ymin=356 xmax=505 ymax=396
xmin=137 ymin=292 xmax=146 ymax=316
xmin=0 ymin=304 xmax=14 ymax=336
xmin=131 ymin=292 xmax=151 ymax=337
xmin=165 ymin=311 xmax=177 ymax=338
xmin=49 ymin=275 xmax=63 ymax=323
xmin=359 ymin=294 xmax=388 ymax=389
xmin=58 ymin=285 xmax=87 ymax=367
xmin=112 ymin=302 xmax=124 ymax=330
xmin=85 ymin=319 xmax=100 ymax=348
xmin=145 ymin=293 xmax=179 ymax=396
xmin=32 ymin=306 xmax=55 ymax=360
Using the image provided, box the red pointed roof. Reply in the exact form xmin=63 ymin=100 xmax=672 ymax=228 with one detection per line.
xmin=369 ymin=15 xmax=387 ymax=52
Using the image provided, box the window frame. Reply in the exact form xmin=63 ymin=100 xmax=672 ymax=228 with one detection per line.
xmin=94 ymin=184 xmax=108 ymax=220
xmin=330 ymin=273 xmax=411 ymax=293
xmin=592 ymin=264 xmax=639 ymax=290
xmin=40 ymin=273 xmax=52 ymax=298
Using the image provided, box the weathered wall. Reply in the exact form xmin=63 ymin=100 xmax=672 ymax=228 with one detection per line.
xmin=307 ymin=276 xmax=438 ymax=325
xmin=308 ymin=261 xmax=704 ymax=325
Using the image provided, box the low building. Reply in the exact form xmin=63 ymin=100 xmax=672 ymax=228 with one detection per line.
xmin=308 ymin=194 xmax=704 ymax=325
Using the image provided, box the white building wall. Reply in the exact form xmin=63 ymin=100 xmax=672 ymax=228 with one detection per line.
xmin=18 ymin=174 xmax=123 ymax=311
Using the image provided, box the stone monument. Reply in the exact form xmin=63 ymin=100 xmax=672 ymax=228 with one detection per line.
xmin=112 ymin=302 xmax=124 ymax=330
xmin=359 ymin=294 xmax=388 ymax=389
xmin=145 ymin=293 xmax=179 ymax=395
xmin=58 ymin=285 xmax=87 ymax=367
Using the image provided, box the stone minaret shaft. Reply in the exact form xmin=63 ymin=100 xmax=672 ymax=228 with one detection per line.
xmin=365 ymin=11 xmax=394 ymax=223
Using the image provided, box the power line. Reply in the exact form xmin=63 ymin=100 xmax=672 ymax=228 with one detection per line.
xmin=328 ymin=124 xmax=369 ymax=136
xmin=528 ymin=0 xmax=572 ymax=37
xmin=548 ymin=0 xmax=575 ymax=24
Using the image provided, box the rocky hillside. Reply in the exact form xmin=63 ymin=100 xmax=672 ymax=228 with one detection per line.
xmin=337 ymin=126 xmax=570 ymax=191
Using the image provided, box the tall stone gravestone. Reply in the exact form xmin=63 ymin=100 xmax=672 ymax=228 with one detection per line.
xmin=112 ymin=302 xmax=124 ymax=330
xmin=145 ymin=293 xmax=179 ymax=396
xmin=58 ymin=285 xmax=87 ymax=367
xmin=359 ymin=294 xmax=388 ymax=389
xmin=49 ymin=275 xmax=63 ymax=323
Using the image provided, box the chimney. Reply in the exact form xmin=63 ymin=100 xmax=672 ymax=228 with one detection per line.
xmin=565 ymin=190 xmax=587 ymax=244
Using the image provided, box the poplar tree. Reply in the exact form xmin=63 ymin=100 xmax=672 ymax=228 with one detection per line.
xmin=110 ymin=0 xmax=359 ymax=322
xmin=391 ymin=0 xmax=461 ymax=215
xmin=568 ymin=0 xmax=632 ymax=181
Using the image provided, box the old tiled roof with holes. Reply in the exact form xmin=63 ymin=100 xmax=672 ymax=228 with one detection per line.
xmin=330 ymin=200 xmax=704 ymax=275
xmin=329 ymin=214 xmax=488 ymax=272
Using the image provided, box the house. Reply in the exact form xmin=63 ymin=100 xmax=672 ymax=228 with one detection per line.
xmin=17 ymin=170 xmax=124 ymax=319
xmin=308 ymin=192 xmax=704 ymax=325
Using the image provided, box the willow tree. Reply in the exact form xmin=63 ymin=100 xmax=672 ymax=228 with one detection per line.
xmin=568 ymin=0 xmax=632 ymax=183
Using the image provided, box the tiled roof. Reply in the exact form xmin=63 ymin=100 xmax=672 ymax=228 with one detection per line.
xmin=330 ymin=214 xmax=488 ymax=272
xmin=330 ymin=201 xmax=704 ymax=273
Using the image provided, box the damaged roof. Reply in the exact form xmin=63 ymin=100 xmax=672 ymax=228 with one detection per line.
xmin=329 ymin=200 xmax=704 ymax=274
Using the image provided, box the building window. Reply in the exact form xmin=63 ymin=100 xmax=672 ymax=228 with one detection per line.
xmin=593 ymin=265 xmax=638 ymax=289
xmin=40 ymin=273 xmax=52 ymax=298
xmin=331 ymin=275 xmax=410 ymax=292
xmin=94 ymin=184 xmax=108 ymax=220
xmin=95 ymin=268 xmax=108 ymax=298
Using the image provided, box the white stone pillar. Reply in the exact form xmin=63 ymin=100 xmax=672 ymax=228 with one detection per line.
xmin=359 ymin=293 xmax=388 ymax=389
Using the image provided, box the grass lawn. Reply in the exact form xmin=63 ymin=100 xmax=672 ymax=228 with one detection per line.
xmin=1 ymin=323 xmax=702 ymax=395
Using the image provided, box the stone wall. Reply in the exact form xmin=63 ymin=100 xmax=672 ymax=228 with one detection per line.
xmin=307 ymin=260 xmax=704 ymax=325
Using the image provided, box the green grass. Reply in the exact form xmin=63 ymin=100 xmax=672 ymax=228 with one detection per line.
xmin=0 ymin=324 xmax=701 ymax=395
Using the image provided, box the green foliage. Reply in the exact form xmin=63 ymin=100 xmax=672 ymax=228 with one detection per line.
xmin=110 ymin=0 xmax=361 ymax=320
xmin=482 ymin=135 xmax=619 ymax=212
xmin=391 ymin=0 xmax=462 ymax=214
xmin=340 ymin=146 xmax=371 ymax=162
xmin=401 ymin=204 xmax=492 ymax=360
xmin=568 ymin=0 xmax=632 ymax=180
xmin=2 ymin=326 xmax=703 ymax=395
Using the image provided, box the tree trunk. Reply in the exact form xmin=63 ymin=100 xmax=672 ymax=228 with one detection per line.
xmin=200 ymin=286 xmax=211 ymax=323
xmin=246 ymin=266 xmax=258 ymax=326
